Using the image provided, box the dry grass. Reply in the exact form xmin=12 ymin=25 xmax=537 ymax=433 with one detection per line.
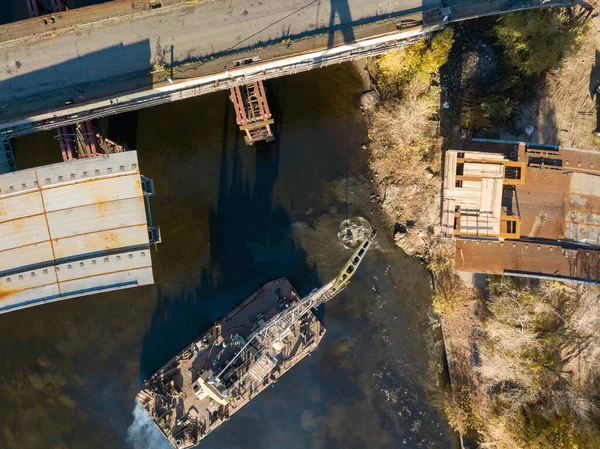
xmin=370 ymin=82 xmax=440 ymax=159
xmin=366 ymin=29 xmax=453 ymax=254
xmin=368 ymin=80 xmax=442 ymax=230
xmin=523 ymin=15 xmax=600 ymax=148
xmin=461 ymin=279 xmax=600 ymax=448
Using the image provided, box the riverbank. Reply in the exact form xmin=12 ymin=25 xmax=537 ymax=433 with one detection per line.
xmin=361 ymin=10 xmax=600 ymax=449
xmin=358 ymin=55 xmax=467 ymax=442
xmin=354 ymin=33 xmax=449 ymax=257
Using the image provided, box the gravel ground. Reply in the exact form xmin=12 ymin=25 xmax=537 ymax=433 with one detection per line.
xmin=532 ymin=14 xmax=600 ymax=148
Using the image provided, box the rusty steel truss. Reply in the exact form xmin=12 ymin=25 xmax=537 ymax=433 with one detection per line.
xmin=56 ymin=120 xmax=126 ymax=161
xmin=229 ymin=81 xmax=275 ymax=145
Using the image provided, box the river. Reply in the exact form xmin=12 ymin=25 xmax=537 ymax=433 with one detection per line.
xmin=0 ymin=64 xmax=457 ymax=449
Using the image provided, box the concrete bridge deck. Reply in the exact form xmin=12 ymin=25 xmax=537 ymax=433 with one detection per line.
xmin=0 ymin=0 xmax=574 ymax=136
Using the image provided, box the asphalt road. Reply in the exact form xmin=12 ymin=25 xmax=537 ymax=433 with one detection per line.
xmin=0 ymin=0 xmax=439 ymax=109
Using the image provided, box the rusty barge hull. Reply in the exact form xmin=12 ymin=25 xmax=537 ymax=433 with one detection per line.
xmin=136 ymin=278 xmax=325 ymax=448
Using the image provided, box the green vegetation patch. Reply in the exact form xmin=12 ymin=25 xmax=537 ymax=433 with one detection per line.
xmin=494 ymin=8 xmax=589 ymax=77
xmin=457 ymin=8 xmax=589 ymax=133
xmin=377 ymin=28 xmax=454 ymax=97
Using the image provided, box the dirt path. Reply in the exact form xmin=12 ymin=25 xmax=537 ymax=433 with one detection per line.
xmin=530 ymin=15 xmax=600 ymax=148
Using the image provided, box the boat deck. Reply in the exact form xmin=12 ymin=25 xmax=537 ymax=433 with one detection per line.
xmin=137 ymin=278 xmax=325 ymax=448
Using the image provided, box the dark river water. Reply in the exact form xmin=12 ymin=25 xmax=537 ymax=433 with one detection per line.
xmin=0 ymin=64 xmax=457 ymax=449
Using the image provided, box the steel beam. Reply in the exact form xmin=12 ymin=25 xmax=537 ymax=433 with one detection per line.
xmin=229 ymin=80 xmax=274 ymax=145
xmin=0 ymin=137 xmax=16 ymax=173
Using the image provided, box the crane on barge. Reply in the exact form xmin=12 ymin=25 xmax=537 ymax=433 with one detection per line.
xmin=137 ymin=226 xmax=377 ymax=448
xmin=210 ymin=227 xmax=377 ymax=393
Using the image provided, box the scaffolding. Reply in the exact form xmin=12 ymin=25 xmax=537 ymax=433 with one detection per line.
xmin=229 ymin=81 xmax=275 ymax=145
xmin=55 ymin=120 xmax=127 ymax=162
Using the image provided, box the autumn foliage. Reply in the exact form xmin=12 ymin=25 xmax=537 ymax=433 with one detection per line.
xmin=377 ymin=28 xmax=454 ymax=96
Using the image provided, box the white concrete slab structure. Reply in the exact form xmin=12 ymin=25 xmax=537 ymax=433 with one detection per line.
xmin=442 ymin=150 xmax=506 ymax=238
xmin=0 ymin=151 xmax=154 ymax=314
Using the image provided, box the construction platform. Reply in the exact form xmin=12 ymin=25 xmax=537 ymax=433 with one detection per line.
xmin=442 ymin=139 xmax=600 ymax=284
xmin=229 ymin=80 xmax=274 ymax=145
xmin=0 ymin=151 xmax=158 ymax=314
xmin=138 ymin=278 xmax=325 ymax=448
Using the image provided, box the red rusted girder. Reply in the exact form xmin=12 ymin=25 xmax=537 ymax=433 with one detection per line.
xmin=58 ymin=126 xmax=74 ymax=161
xmin=230 ymin=86 xmax=249 ymax=125
xmin=57 ymin=120 xmax=104 ymax=160
xmin=86 ymin=120 xmax=101 ymax=156
xmin=80 ymin=120 xmax=100 ymax=156
xmin=253 ymin=81 xmax=272 ymax=121
xmin=58 ymin=127 xmax=69 ymax=161
xmin=228 ymin=80 xmax=275 ymax=145
xmin=58 ymin=121 xmax=126 ymax=160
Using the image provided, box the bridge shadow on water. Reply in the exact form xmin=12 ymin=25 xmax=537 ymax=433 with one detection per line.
xmin=138 ymin=83 xmax=318 ymax=385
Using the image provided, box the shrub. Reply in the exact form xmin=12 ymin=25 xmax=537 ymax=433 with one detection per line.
xmin=377 ymin=28 xmax=454 ymax=94
xmin=444 ymin=386 xmax=482 ymax=433
xmin=519 ymin=410 xmax=600 ymax=449
xmin=428 ymin=242 xmax=465 ymax=315
xmin=461 ymin=89 xmax=517 ymax=130
xmin=474 ymin=280 xmax=600 ymax=448
xmin=493 ymin=9 xmax=588 ymax=76
xmin=369 ymin=84 xmax=440 ymax=157
xmin=432 ymin=280 xmax=462 ymax=315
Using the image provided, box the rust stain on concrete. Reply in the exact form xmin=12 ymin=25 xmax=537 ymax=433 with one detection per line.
xmin=103 ymin=231 xmax=120 ymax=249
xmin=0 ymin=284 xmax=19 ymax=303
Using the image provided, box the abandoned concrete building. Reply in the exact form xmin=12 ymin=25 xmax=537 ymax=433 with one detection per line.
xmin=442 ymin=139 xmax=600 ymax=284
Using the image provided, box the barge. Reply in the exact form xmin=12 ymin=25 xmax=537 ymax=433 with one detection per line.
xmin=136 ymin=228 xmax=377 ymax=448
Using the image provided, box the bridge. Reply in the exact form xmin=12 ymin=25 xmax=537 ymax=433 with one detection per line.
xmin=0 ymin=0 xmax=574 ymax=141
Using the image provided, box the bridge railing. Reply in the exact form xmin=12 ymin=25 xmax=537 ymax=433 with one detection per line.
xmin=0 ymin=32 xmax=429 ymax=138
xmin=0 ymin=0 xmax=575 ymax=138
